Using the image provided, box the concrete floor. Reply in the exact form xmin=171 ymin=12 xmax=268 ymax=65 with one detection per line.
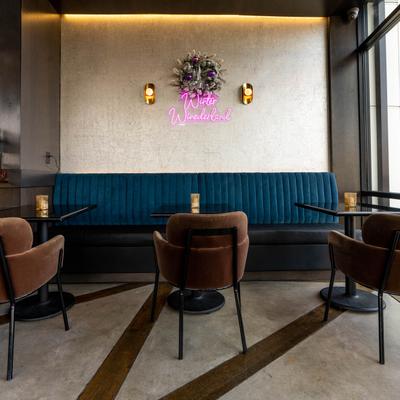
xmin=0 ymin=282 xmax=399 ymax=399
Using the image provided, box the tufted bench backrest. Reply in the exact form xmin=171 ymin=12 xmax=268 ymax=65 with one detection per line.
xmin=53 ymin=172 xmax=338 ymax=225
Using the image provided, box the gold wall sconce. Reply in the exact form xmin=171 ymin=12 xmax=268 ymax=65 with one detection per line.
xmin=144 ymin=83 xmax=155 ymax=104
xmin=241 ymin=83 xmax=253 ymax=105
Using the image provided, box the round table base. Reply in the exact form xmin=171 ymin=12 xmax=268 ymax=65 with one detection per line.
xmin=320 ymin=287 xmax=385 ymax=312
xmin=168 ymin=290 xmax=225 ymax=314
xmin=15 ymin=292 xmax=75 ymax=321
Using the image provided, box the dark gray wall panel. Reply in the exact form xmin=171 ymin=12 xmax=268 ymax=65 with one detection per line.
xmin=329 ymin=16 xmax=361 ymax=196
xmin=20 ymin=0 xmax=60 ymax=186
xmin=0 ymin=0 xmax=21 ymax=175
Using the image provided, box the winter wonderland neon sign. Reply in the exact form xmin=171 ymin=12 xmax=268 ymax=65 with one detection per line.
xmin=168 ymin=92 xmax=232 ymax=126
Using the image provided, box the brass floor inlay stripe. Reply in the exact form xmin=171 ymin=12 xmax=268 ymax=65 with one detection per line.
xmin=77 ymin=283 xmax=172 ymax=400
xmin=75 ymin=282 xmax=150 ymax=304
xmin=391 ymin=294 xmax=400 ymax=304
xmin=160 ymin=304 xmax=344 ymax=400
xmin=0 ymin=283 xmax=150 ymax=326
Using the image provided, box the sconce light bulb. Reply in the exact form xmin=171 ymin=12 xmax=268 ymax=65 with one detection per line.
xmin=145 ymin=87 xmax=154 ymax=96
xmin=244 ymin=88 xmax=252 ymax=96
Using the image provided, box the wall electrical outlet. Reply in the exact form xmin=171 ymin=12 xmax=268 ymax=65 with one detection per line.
xmin=45 ymin=152 xmax=51 ymax=164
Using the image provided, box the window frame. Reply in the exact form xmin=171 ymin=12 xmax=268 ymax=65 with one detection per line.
xmin=358 ymin=1 xmax=400 ymax=193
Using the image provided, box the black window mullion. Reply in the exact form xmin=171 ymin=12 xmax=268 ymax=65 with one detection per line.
xmin=374 ymin=1 xmax=390 ymax=197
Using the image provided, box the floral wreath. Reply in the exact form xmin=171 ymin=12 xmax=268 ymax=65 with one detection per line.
xmin=173 ymin=50 xmax=225 ymax=97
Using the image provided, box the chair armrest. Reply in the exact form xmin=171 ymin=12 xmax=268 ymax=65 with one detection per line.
xmin=4 ymin=235 xmax=65 ymax=300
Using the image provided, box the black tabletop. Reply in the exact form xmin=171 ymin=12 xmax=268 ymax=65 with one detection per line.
xmin=295 ymin=202 xmax=400 ymax=217
xmin=151 ymin=204 xmax=232 ymax=217
xmin=0 ymin=204 xmax=96 ymax=222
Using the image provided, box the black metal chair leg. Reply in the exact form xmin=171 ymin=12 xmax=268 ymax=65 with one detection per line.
xmin=56 ymin=271 xmax=70 ymax=331
xmin=237 ymin=281 xmax=242 ymax=307
xmin=234 ymin=288 xmax=247 ymax=354
xmin=324 ymin=267 xmax=336 ymax=322
xmin=7 ymin=303 xmax=15 ymax=381
xmin=150 ymin=268 xmax=160 ymax=322
xmin=378 ymin=292 xmax=385 ymax=364
xmin=178 ymin=290 xmax=184 ymax=360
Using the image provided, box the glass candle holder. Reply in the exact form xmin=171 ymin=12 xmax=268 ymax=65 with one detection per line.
xmin=35 ymin=195 xmax=49 ymax=211
xmin=344 ymin=192 xmax=357 ymax=208
xmin=191 ymin=193 xmax=200 ymax=212
xmin=35 ymin=209 xmax=49 ymax=218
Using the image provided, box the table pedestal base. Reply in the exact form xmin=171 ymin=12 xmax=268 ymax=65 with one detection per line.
xmin=15 ymin=292 xmax=75 ymax=321
xmin=168 ymin=290 xmax=225 ymax=314
xmin=320 ymin=287 xmax=385 ymax=312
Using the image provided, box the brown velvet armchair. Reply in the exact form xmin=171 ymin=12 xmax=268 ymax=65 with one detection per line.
xmin=151 ymin=212 xmax=249 ymax=359
xmin=0 ymin=218 xmax=69 ymax=380
xmin=324 ymin=213 xmax=400 ymax=364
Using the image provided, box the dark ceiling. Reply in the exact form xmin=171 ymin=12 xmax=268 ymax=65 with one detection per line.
xmin=49 ymin=0 xmax=361 ymax=17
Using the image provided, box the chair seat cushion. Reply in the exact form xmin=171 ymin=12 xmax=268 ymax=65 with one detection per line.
xmin=248 ymin=223 xmax=346 ymax=245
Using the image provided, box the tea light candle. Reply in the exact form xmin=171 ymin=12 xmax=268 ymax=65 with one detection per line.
xmin=191 ymin=193 xmax=200 ymax=212
xmin=35 ymin=195 xmax=49 ymax=211
xmin=344 ymin=192 xmax=357 ymax=208
xmin=36 ymin=209 xmax=49 ymax=218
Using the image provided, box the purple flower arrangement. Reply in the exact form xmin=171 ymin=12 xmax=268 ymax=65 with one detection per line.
xmin=173 ymin=50 xmax=225 ymax=97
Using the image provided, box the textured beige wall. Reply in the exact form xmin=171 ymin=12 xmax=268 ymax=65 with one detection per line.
xmin=61 ymin=15 xmax=329 ymax=173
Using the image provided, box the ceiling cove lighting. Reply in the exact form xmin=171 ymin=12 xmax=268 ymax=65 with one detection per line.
xmin=62 ymin=14 xmax=326 ymax=23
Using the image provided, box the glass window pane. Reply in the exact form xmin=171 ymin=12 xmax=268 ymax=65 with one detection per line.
xmin=385 ymin=0 xmax=400 ymax=17
xmin=385 ymin=19 xmax=400 ymax=205
xmin=368 ymin=46 xmax=380 ymax=192
xmin=366 ymin=1 xmax=400 ymax=37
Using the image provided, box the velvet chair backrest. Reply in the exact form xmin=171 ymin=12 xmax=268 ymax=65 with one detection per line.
xmin=154 ymin=212 xmax=249 ymax=290
xmin=0 ymin=218 xmax=33 ymax=255
xmin=329 ymin=213 xmax=400 ymax=294
xmin=0 ymin=218 xmax=64 ymax=302
xmin=363 ymin=214 xmax=400 ymax=250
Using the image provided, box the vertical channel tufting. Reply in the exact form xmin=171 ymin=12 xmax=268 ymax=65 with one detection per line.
xmin=145 ymin=174 xmax=152 ymax=225
xmin=103 ymin=175 xmax=111 ymax=225
xmin=67 ymin=174 xmax=76 ymax=208
xmin=248 ymin=174 xmax=257 ymax=224
xmin=53 ymin=172 xmax=339 ymax=226
xmin=198 ymin=173 xmax=206 ymax=206
xmin=155 ymin=174 xmax=162 ymax=216
xmin=291 ymin=173 xmax=299 ymax=223
xmin=77 ymin=174 xmax=88 ymax=224
xmin=296 ymin=173 xmax=303 ymax=223
xmin=227 ymin=173 xmax=234 ymax=210
xmin=263 ymin=174 xmax=271 ymax=223
xmin=310 ymin=173 xmax=318 ymax=223
xmin=277 ymin=174 xmax=285 ymax=223
xmin=175 ymin=174 xmax=182 ymax=206
xmin=282 ymin=174 xmax=290 ymax=223
xmin=255 ymin=174 xmax=263 ymax=224
xmin=132 ymin=174 xmax=140 ymax=224
xmin=269 ymin=174 xmax=277 ymax=223
xmin=305 ymin=173 xmax=313 ymax=224
xmin=240 ymin=174 xmax=249 ymax=222
xmin=53 ymin=175 xmax=61 ymax=205
xmin=126 ymin=175 xmax=134 ymax=225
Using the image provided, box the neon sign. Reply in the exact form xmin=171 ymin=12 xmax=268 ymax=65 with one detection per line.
xmin=168 ymin=92 xmax=232 ymax=126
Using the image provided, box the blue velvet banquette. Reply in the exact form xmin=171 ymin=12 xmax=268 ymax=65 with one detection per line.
xmin=51 ymin=172 xmax=341 ymax=274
